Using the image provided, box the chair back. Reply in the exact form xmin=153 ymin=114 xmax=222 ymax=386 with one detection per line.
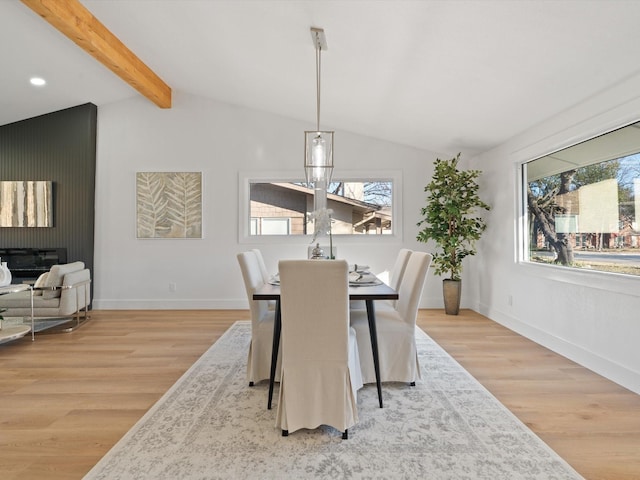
xmin=237 ymin=251 xmax=269 ymax=323
xmin=396 ymin=252 xmax=432 ymax=323
xmin=251 ymin=248 xmax=271 ymax=284
xmin=279 ymin=259 xmax=349 ymax=365
xmin=276 ymin=259 xmax=358 ymax=434
xmin=388 ymin=248 xmax=412 ymax=291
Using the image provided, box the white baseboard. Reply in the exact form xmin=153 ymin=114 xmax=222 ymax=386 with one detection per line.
xmin=478 ymin=302 xmax=640 ymax=396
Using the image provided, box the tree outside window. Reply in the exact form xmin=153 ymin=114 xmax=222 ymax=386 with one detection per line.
xmin=525 ymin=122 xmax=640 ymax=276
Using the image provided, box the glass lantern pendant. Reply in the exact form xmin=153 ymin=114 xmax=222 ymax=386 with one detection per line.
xmin=305 ymin=131 xmax=333 ymax=184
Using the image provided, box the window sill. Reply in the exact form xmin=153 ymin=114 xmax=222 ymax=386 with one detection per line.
xmin=519 ymin=260 xmax=640 ymax=298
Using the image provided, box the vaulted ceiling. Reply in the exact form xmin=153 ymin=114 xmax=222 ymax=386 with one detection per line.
xmin=3 ymin=0 xmax=640 ymax=158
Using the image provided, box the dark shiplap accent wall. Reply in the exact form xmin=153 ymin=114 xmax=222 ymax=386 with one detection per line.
xmin=0 ymin=103 xmax=96 ymax=294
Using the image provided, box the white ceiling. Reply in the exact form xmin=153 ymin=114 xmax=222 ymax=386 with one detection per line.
xmin=3 ymin=0 xmax=640 ymax=158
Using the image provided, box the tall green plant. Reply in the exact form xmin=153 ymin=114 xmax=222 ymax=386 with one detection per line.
xmin=416 ymin=153 xmax=490 ymax=281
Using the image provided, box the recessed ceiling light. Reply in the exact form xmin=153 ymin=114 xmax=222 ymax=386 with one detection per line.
xmin=30 ymin=77 xmax=46 ymax=86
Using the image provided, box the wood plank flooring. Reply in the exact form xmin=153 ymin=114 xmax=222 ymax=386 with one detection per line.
xmin=418 ymin=309 xmax=640 ymax=480
xmin=0 ymin=309 xmax=637 ymax=479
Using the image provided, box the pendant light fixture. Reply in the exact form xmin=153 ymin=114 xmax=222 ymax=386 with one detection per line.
xmin=304 ymin=27 xmax=334 ymax=186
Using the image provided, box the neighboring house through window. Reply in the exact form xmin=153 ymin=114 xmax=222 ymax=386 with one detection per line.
xmin=240 ymin=172 xmax=400 ymax=243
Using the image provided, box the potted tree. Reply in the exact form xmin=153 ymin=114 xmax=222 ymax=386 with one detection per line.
xmin=416 ymin=153 xmax=490 ymax=315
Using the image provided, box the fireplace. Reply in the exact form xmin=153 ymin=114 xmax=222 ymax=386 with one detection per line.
xmin=0 ymin=248 xmax=67 ymax=282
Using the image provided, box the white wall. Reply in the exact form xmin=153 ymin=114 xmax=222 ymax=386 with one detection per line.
xmin=94 ymin=91 xmax=449 ymax=310
xmin=469 ymin=72 xmax=640 ymax=395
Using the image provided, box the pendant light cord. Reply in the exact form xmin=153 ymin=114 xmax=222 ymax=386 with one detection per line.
xmin=315 ymin=33 xmax=322 ymax=132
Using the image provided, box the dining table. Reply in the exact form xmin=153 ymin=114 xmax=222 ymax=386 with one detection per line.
xmin=253 ymin=277 xmax=398 ymax=410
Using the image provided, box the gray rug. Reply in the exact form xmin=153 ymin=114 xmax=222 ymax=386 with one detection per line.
xmin=83 ymin=321 xmax=584 ymax=480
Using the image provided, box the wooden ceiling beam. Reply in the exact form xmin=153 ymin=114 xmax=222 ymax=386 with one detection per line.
xmin=21 ymin=0 xmax=172 ymax=108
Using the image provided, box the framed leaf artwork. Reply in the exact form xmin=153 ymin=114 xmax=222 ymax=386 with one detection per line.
xmin=136 ymin=172 xmax=202 ymax=239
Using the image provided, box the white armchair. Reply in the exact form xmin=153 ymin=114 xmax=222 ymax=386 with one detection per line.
xmin=0 ymin=261 xmax=91 ymax=332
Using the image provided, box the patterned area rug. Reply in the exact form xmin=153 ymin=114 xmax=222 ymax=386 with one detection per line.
xmin=83 ymin=321 xmax=584 ymax=480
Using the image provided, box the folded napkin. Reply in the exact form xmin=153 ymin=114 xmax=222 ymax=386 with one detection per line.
xmin=349 ymin=272 xmax=362 ymax=283
xmin=349 ymin=264 xmax=370 ymax=273
xmin=349 ymin=271 xmax=379 ymax=284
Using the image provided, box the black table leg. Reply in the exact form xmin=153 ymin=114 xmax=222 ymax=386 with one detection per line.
xmin=268 ymin=299 xmax=281 ymax=410
xmin=366 ymin=299 xmax=383 ymax=408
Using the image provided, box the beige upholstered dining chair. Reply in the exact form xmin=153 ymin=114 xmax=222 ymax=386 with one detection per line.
xmin=388 ymin=248 xmax=412 ymax=292
xmin=251 ymin=248 xmax=271 ymax=284
xmin=372 ymin=247 xmax=412 ymax=311
xmin=237 ymin=251 xmax=280 ymax=386
xmin=276 ymin=259 xmax=363 ymax=439
xmin=350 ymin=248 xmax=412 ymax=312
xmin=351 ymin=251 xmax=432 ymax=385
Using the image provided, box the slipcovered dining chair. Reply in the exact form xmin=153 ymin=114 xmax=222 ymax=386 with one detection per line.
xmin=388 ymin=248 xmax=412 ymax=292
xmin=351 ymin=251 xmax=432 ymax=385
xmin=276 ymin=259 xmax=363 ymax=439
xmin=378 ymin=248 xmax=412 ymax=310
xmin=350 ymin=248 xmax=412 ymax=312
xmin=251 ymin=248 xmax=271 ymax=284
xmin=237 ymin=251 xmax=279 ymax=386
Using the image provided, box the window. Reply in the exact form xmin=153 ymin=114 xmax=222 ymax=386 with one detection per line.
xmin=255 ymin=217 xmax=291 ymax=235
xmin=523 ymin=121 xmax=640 ymax=277
xmin=239 ymin=171 xmax=402 ymax=243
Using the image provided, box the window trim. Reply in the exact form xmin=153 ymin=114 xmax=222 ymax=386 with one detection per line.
xmin=516 ymin=121 xmax=640 ymax=297
xmin=239 ymin=170 xmax=403 ymax=245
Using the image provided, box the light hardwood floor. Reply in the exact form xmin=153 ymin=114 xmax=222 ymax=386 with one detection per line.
xmin=0 ymin=309 xmax=638 ymax=479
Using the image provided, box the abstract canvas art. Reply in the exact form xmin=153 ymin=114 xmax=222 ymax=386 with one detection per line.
xmin=0 ymin=181 xmax=53 ymax=227
xmin=136 ymin=172 xmax=202 ymax=238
